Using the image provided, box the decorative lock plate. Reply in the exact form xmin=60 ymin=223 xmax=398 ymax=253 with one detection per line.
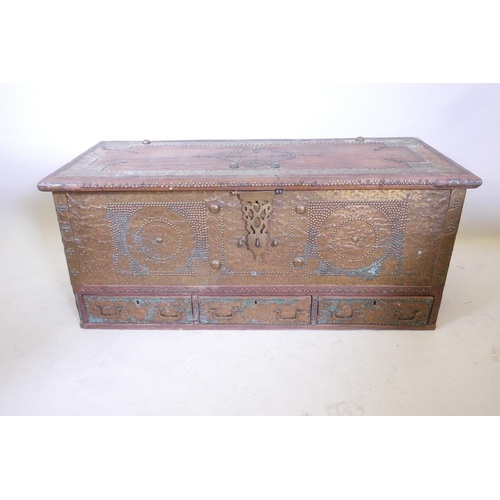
xmin=238 ymin=191 xmax=275 ymax=258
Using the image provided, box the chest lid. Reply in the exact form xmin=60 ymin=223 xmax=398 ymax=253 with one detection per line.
xmin=37 ymin=137 xmax=482 ymax=192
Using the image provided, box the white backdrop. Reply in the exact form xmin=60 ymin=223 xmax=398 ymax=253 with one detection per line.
xmin=1 ymin=84 xmax=499 ymax=419
xmin=1 ymin=2 xmax=500 ymax=497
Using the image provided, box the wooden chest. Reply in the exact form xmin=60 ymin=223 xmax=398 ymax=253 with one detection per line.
xmin=38 ymin=138 xmax=481 ymax=329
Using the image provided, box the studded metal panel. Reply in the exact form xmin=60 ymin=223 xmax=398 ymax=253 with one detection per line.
xmin=66 ymin=189 xmax=450 ymax=288
xmin=306 ymin=197 xmax=409 ymax=277
xmin=210 ymin=191 xmax=295 ymax=279
xmin=295 ymin=190 xmax=450 ymax=287
xmin=67 ymin=192 xmax=212 ymax=286
xmin=106 ymin=202 xmax=208 ymax=276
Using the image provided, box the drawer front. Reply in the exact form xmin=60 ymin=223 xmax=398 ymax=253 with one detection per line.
xmin=199 ymin=296 xmax=311 ymax=325
xmin=83 ymin=296 xmax=193 ymax=324
xmin=317 ymin=296 xmax=433 ymax=327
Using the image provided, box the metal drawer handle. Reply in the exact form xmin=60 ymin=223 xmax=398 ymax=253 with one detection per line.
xmin=210 ymin=307 xmax=237 ymax=320
xmin=159 ymin=308 xmax=182 ymax=319
xmin=95 ymin=305 xmax=122 ymax=318
xmin=394 ymin=309 xmax=418 ymax=321
xmin=333 ymin=305 xmax=354 ymax=319
xmin=274 ymin=308 xmax=304 ymax=321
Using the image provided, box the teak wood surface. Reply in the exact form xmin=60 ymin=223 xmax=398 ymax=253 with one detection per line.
xmin=38 ymin=138 xmax=482 ymax=192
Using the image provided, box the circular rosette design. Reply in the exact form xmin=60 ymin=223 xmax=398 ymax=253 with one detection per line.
xmin=126 ymin=206 xmax=195 ymax=273
xmin=135 ymin=220 xmax=182 ymax=261
xmin=317 ymin=204 xmax=393 ymax=270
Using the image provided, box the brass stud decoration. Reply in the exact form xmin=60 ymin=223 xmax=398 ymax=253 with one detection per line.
xmin=208 ymin=202 xmax=220 ymax=214
xmin=56 ymin=203 xmax=68 ymax=214
xmin=211 ymin=260 xmax=221 ymax=270
xmin=296 ymin=205 xmax=306 ymax=215
xmin=293 ymin=257 xmax=304 ymax=267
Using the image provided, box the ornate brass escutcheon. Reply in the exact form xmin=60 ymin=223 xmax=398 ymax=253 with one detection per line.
xmin=238 ymin=191 xmax=275 ymax=259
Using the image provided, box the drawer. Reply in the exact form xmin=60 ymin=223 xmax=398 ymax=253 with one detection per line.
xmin=83 ymin=296 xmax=193 ymax=324
xmin=199 ymin=296 xmax=311 ymax=325
xmin=317 ymin=296 xmax=433 ymax=327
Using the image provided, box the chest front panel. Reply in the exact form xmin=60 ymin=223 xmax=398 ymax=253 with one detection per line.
xmin=63 ymin=188 xmax=450 ymax=290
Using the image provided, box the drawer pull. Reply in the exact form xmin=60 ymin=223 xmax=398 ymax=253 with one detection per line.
xmin=95 ymin=304 xmax=122 ymax=318
xmin=210 ymin=307 xmax=237 ymax=320
xmin=159 ymin=308 xmax=182 ymax=319
xmin=274 ymin=308 xmax=304 ymax=321
xmin=333 ymin=305 xmax=354 ymax=319
xmin=394 ymin=309 xmax=419 ymax=321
